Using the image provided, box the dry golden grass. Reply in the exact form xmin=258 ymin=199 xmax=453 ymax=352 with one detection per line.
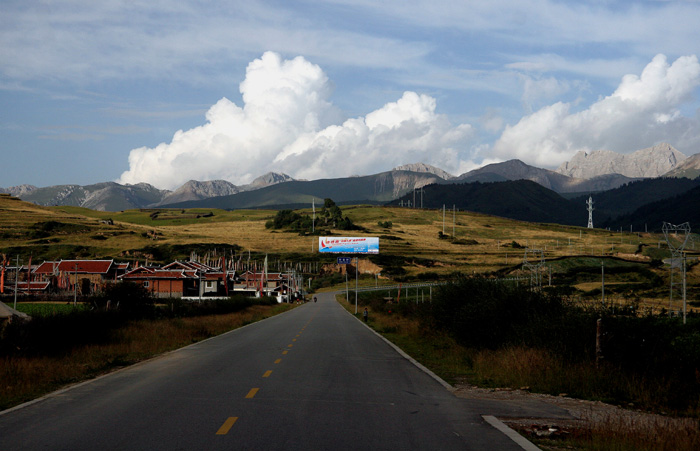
xmin=0 ymin=195 xmax=688 ymax=284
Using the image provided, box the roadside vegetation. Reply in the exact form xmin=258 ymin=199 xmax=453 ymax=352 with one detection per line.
xmin=0 ymin=286 xmax=291 ymax=411
xmin=338 ymin=276 xmax=700 ymax=450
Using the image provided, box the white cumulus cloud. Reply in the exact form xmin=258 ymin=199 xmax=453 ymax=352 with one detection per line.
xmin=492 ymin=54 xmax=700 ymax=168
xmin=118 ymin=52 xmax=473 ymax=189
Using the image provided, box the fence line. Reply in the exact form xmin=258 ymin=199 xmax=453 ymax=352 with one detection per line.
xmin=350 ymin=277 xmax=531 ymax=294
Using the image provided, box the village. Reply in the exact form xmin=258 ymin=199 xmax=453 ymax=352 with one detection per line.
xmin=0 ymin=257 xmax=307 ymax=303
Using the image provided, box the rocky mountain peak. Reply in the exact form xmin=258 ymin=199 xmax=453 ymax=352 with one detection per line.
xmin=556 ymin=143 xmax=686 ymax=179
xmin=392 ymin=163 xmax=454 ymax=180
xmin=157 ymin=180 xmax=239 ymax=205
xmin=242 ymin=172 xmax=294 ymax=191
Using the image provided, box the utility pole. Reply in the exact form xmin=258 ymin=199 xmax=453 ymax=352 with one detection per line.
xmin=13 ymin=256 xmax=19 ymax=309
xmin=683 ymin=253 xmax=687 ymax=324
xmin=442 ymin=205 xmax=445 ymax=235
xmin=355 ymin=257 xmax=359 ymax=314
xmin=601 ymin=260 xmax=605 ymax=308
xmin=74 ymin=263 xmax=78 ymax=306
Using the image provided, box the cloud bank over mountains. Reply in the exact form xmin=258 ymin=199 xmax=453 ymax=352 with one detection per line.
xmin=493 ymin=54 xmax=700 ymax=167
xmin=119 ymin=52 xmax=700 ymax=190
xmin=119 ymin=52 xmax=472 ymax=189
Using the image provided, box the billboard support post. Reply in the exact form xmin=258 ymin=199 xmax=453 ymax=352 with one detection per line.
xmin=322 ymin=238 xmax=379 ymax=316
xmin=355 ymin=257 xmax=359 ymax=314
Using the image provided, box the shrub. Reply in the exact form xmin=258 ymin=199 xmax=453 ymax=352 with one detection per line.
xmin=100 ymin=281 xmax=155 ymax=317
xmin=423 ymin=275 xmax=572 ymax=350
xmin=0 ymin=310 xmax=125 ymax=357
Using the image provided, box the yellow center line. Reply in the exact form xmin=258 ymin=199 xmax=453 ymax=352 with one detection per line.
xmin=216 ymin=417 xmax=238 ymax=435
xmin=245 ymin=388 xmax=259 ymax=399
xmin=263 ymin=370 xmax=272 ymax=378
xmin=292 ymin=338 xmax=297 ymax=342
xmin=287 ymin=344 xmax=293 ymax=348
xmin=282 ymin=350 xmax=288 ymax=355
xmin=274 ymin=358 xmax=282 ymax=364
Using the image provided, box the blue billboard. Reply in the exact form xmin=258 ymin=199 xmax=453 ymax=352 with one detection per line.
xmin=319 ymin=237 xmax=379 ymax=254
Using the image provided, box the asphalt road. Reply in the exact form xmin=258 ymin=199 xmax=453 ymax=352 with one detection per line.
xmin=0 ymin=292 xmax=558 ymax=450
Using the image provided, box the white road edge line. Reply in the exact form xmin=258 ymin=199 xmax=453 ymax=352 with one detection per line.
xmin=482 ymin=415 xmax=542 ymax=451
xmin=339 ymin=297 xmax=453 ymax=391
xmin=338 ymin=295 xmax=541 ymax=450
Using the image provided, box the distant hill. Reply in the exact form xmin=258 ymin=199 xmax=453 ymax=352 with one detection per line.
xmin=162 ymin=170 xmax=443 ymax=209
xmin=388 ymin=180 xmax=583 ymax=226
xmin=388 ymin=177 xmax=700 ymax=229
xmin=602 ymin=184 xmax=700 ymax=232
xmin=571 ymin=178 xmax=700 ymax=224
xmin=453 ymin=159 xmax=636 ymax=193
xmin=454 ymin=159 xmax=573 ymax=191
xmin=556 ymin=143 xmax=686 ymax=179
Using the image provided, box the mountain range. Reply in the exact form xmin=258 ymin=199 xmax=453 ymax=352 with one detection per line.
xmin=2 ymin=143 xmax=698 ymax=230
xmin=0 ymin=172 xmax=290 ymax=211
xmin=388 ymin=177 xmax=700 ymax=230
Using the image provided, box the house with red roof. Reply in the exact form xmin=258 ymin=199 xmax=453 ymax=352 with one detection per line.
xmin=119 ymin=266 xmax=199 ymax=298
xmin=14 ymin=280 xmax=51 ymax=293
xmin=31 ymin=261 xmax=60 ymax=280
xmin=53 ymin=259 xmax=125 ymax=294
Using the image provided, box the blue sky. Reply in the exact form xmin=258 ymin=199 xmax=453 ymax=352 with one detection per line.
xmin=2 ymin=0 xmax=700 ymax=190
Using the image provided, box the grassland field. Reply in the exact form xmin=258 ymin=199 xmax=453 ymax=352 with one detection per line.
xmin=1 ymin=194 xmax=698 ymax=311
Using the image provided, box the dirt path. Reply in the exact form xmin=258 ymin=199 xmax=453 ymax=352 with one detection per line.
xmin=453 ymin=384 xmax=698 ymax=442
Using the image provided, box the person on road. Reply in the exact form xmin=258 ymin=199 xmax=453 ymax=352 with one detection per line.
xmin=363 ymin=307 xmax=368 ymax=322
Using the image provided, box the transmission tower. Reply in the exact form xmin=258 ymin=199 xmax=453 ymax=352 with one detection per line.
xmin=662 ymin=222 xmax=691 ymax=324
xmin=586 ymin=196 xmax=594 ymax=229
xmin=523 ymin=249 xmax=545 ymax=290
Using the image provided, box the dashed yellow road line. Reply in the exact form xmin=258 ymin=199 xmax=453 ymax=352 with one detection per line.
xmin=287 ymin=344 xmax=293 ymax=348
xmin=263 ymin=370 xmax=272 ymax=378
xmin=292 ymin=338 xmax=297 ymax=342
xmin=274 ymin=358 xmax=282 ymax=364
xmin=245 ymin=388 xmax=259 ymax=399
xmin=216 ymin=417 xmax=238 ymax=435
xmin=282 ymin=350 xmax=288 ymax=355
